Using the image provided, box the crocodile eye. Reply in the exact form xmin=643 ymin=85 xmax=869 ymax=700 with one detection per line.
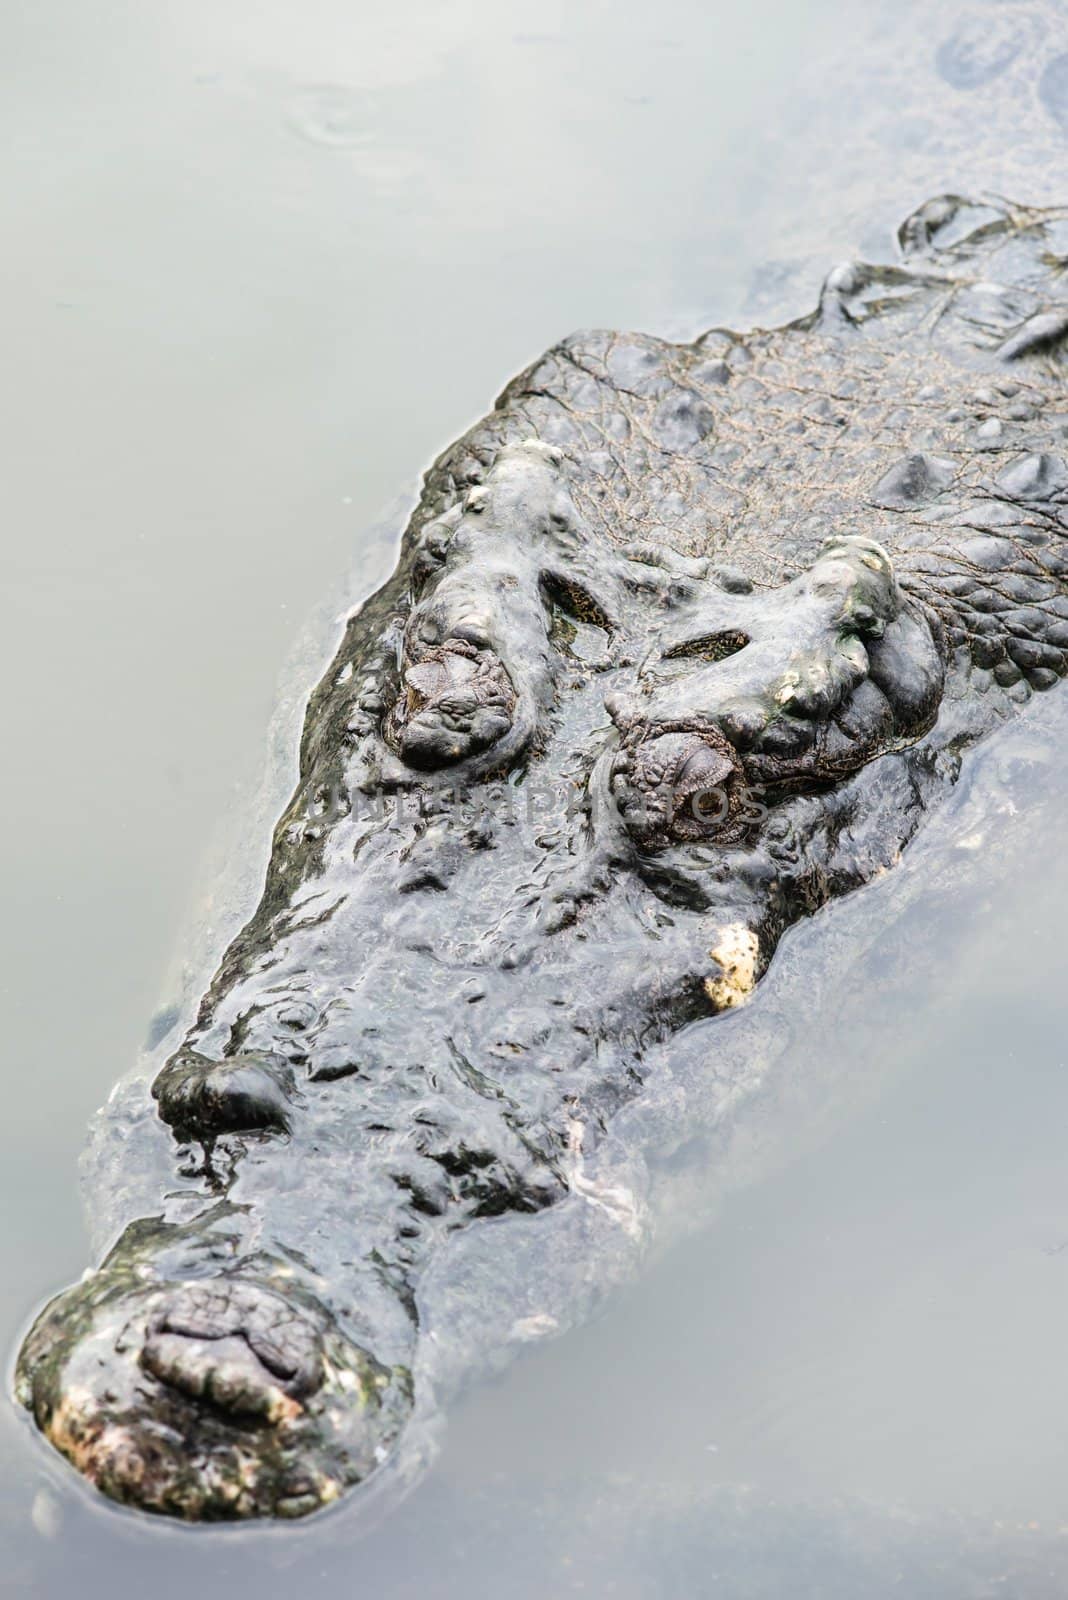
xmin=662 ymin=629 xmax=750 ymax=664
xmin=690 ymin=788 xmax=730 ymax=824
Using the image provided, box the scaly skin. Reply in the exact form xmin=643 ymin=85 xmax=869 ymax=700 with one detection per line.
xmin=16 ymin=195 xmax=1068 ymax=1520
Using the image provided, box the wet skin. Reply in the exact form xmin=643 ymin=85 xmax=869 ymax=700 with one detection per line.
xmin=16 ymin=195 xmax=1068 ymax=1519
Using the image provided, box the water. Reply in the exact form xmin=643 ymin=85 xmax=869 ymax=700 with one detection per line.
xmin=3 ymin=0 xmax=1068 ymax=1592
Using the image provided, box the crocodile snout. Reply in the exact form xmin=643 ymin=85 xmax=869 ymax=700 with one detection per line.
xmin=16 ymin=1265 xmax=409 ymax=1520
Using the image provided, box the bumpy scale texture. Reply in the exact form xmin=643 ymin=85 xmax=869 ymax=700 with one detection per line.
xmin=16 ymin=196 xmax=1068 ymax=1521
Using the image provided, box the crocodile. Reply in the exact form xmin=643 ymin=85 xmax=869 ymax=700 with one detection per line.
xmin=14 ymin=194 xmax=1068 ymax=1521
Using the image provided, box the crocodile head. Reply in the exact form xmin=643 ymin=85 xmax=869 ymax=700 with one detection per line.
xmin=15 ymin=195 xmax=1068 ymax=1524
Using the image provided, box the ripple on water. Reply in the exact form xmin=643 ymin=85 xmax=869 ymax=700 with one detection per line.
xmin=286 ymin=84 xmax=371 ymax=148
xmin=1039 ymin=52 xmax=1068 ymax=134
xmin=934 ymin=11 xmax=1032 ymax=91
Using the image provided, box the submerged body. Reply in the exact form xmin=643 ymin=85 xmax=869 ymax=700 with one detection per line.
xmin=16 ymin=196 xmax=1068 ymax=1519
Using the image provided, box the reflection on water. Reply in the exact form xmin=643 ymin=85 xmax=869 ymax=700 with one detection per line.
xmin=3 ymin=0 xmax=1068 ymax=1593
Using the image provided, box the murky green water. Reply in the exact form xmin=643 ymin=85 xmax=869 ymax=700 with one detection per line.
xmin=4 ymin=1 xmax=1068 ymax=1593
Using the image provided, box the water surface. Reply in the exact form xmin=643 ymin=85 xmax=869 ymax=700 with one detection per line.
xmin=4 ymin=0 xmax=1068 ymax=1593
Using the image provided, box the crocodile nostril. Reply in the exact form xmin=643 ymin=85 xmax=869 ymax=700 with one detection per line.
xmin=140 ymin=1279 xmax=326 ymax=1421
xmin=141 ymin=1330 xmax=302 ymax=1420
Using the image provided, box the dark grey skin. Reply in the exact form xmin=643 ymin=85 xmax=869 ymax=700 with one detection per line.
xmin=15 ymin=195 xmax=1068 ymax=1520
